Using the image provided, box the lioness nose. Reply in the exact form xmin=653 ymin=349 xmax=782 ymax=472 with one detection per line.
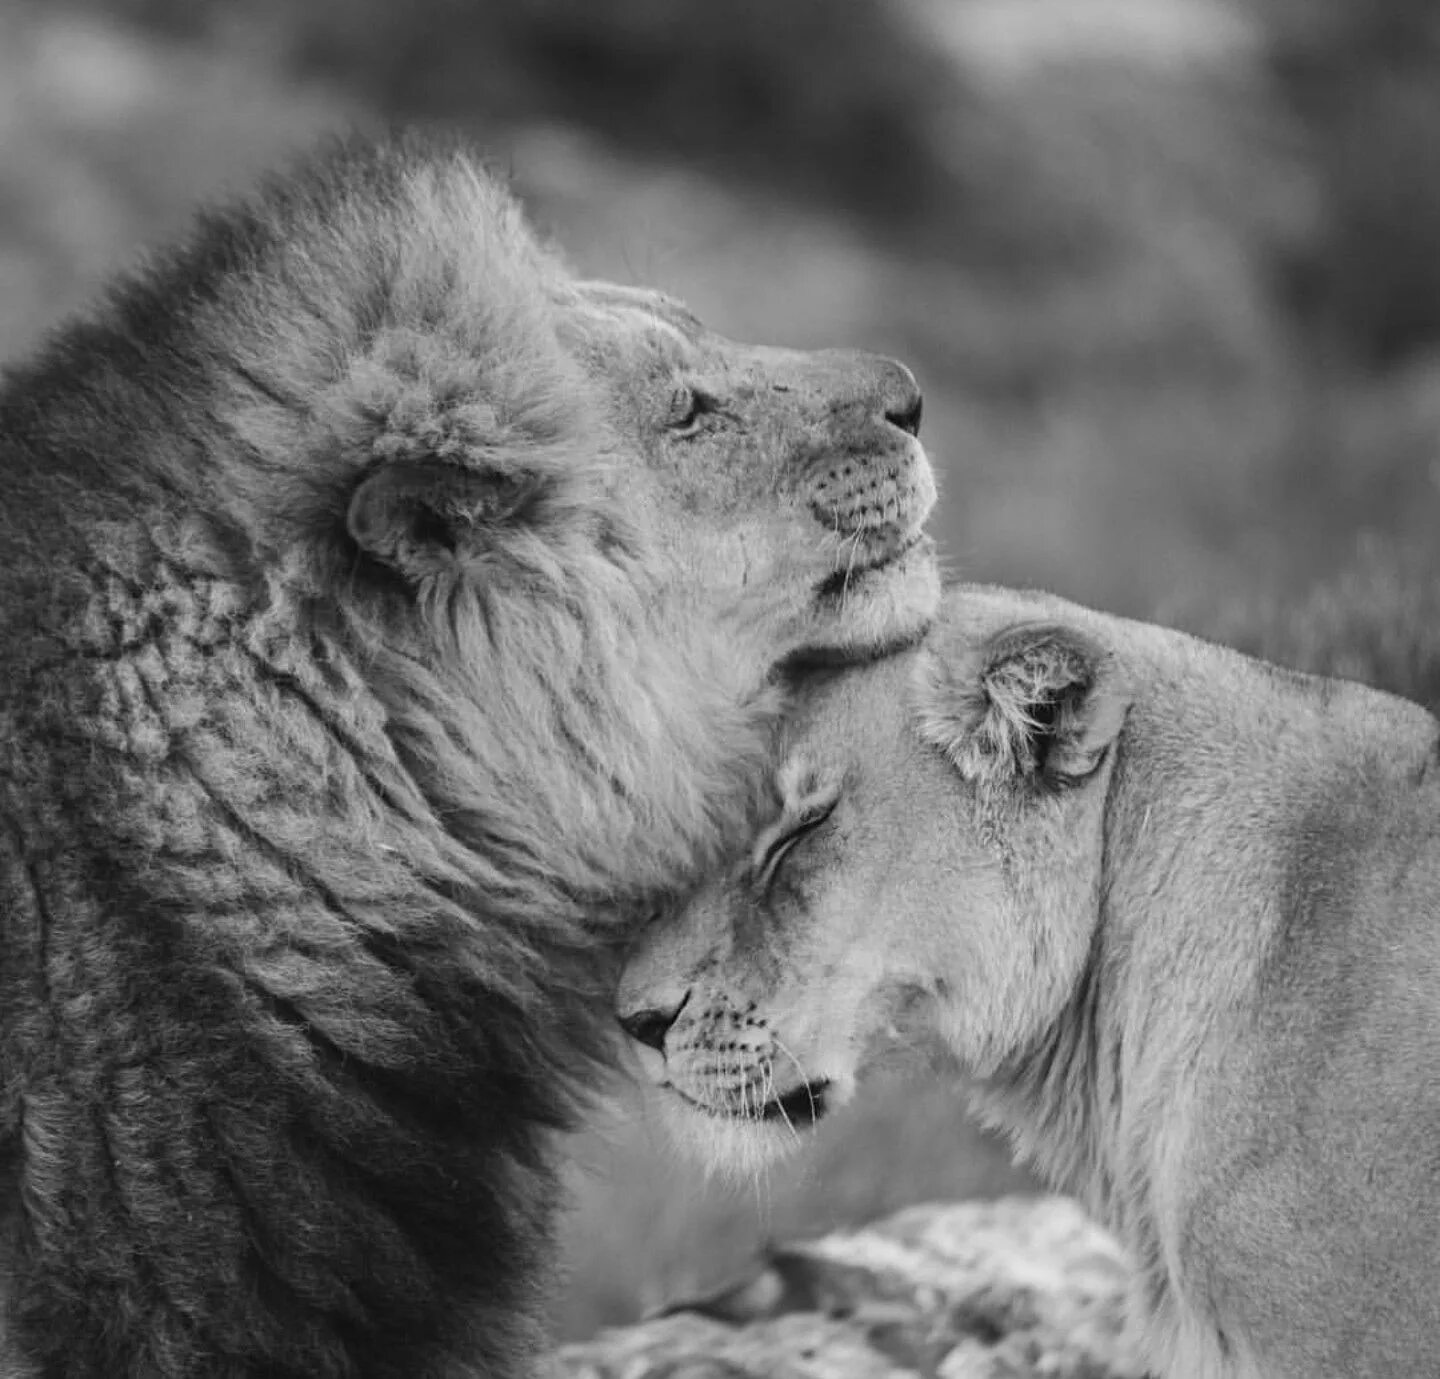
xmin=618 ymin=995 xmax=688 ymax=1052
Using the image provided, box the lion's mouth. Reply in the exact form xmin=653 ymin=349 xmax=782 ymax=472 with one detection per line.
xmin=815 ymin=531 xmax=930 ymax=602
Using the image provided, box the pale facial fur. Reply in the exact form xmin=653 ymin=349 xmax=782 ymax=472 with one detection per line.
xmin=619 ymin=583 xmax=1440 ymax=1379
xmin=554 ymin=278 xmax=940 ymax=662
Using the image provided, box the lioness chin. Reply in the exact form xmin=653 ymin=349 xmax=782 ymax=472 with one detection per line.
xmin=619 ymin=583 xmax=1440 ymax=1379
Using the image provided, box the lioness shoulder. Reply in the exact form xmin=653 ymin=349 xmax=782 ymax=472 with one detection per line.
xmin=620 ymin=583 xmax=1440 ymax=1379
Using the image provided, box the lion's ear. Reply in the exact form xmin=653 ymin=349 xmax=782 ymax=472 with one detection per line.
xmin=914 ymin=621 xmax=1129 ymax=788
xmin=347 ymin=457 xmax=547 ymax=577
xmin=339 ymin=342 xmax=597 ymax=580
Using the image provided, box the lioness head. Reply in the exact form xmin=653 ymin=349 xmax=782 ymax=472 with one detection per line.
xmin=616 ymin=585 xmax=1132 ymax=1169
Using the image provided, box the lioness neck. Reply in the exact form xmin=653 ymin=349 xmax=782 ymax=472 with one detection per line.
xmin=973 ymin=619 xmax=1439 ymax=1233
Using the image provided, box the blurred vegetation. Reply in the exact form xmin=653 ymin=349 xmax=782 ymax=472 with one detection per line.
xmin=77 ymin=0 xmax=961 ymax=238
xmin=5 ymin=0 xmax=1440 ymax=1344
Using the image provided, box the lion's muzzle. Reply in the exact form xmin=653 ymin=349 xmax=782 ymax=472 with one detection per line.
xmin=798 ymin=353 xmax=936 ymax=546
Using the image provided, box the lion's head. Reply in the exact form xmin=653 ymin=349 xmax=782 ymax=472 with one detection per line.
xmin=202 ymin=135 xmax=941 ymax=918
xmin=195 ymin=138 xmax=940 ymax=666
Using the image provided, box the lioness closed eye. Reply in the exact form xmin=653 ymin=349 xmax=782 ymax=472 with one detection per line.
xmin=619 ymin=584 xmax=1440 ymax=1379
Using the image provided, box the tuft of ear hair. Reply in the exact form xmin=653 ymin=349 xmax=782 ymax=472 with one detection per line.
xmin=334 ymin=318 xmax=599 ymax=583
xmin=348 ymin=457 xmax=546 ymax=577
xmin=913 ymin=620 xmax=1129 ymax=788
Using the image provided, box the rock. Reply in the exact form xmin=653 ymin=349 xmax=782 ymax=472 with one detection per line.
xmin=551 ymin=1196 xmax=1144 ymax=1379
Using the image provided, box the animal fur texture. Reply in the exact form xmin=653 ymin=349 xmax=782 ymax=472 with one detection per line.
xmin=0 ymin=132 xmax=939 ymax=1378
xmin=620 ymin=582 xmax=1440 ymax=1378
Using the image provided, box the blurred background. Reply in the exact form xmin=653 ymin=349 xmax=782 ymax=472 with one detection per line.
xmin=4 ymin=0 xmax=1440 ymax=1342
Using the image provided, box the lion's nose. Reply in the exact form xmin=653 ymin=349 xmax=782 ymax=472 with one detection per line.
xmin=875 ymin=361 xmax=921 ymax=437
xmin=618 ymin=993 xmax=689 ymax=1052
xmin=885 ymin=390 xmax=922 ymax=437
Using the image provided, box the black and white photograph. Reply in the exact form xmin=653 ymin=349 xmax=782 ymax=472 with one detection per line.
xmin=1 ymin=2 xmax=1438 ymax=1375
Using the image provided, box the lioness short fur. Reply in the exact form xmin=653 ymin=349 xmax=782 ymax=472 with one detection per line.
xmin=620 ymin=584 xmax=1440 ymax=1379
xmin=0 ymin=133 xmax=939 ymax=1378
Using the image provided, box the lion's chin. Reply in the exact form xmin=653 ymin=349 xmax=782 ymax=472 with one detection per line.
xmin=797 ymin=535 xmax=940 ymax=665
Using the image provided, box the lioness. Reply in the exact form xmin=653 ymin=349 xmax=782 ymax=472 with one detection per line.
xmin=619 ymin=584 xmax=1440 ymax=1379
xmin=0 ymin=134 xmax=937 ymax=1378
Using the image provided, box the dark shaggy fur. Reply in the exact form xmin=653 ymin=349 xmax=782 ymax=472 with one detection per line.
xmin=0 ymin=133 xmax=869 ymax=1378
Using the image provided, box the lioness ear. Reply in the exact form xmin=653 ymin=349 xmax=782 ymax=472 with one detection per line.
xmin=347 ymin=457 xmax=546 ymax=577
xmin=914 ymin=621 xmax=1129 ymax=787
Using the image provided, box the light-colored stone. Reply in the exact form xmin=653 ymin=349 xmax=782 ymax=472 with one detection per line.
xmin=552 ymin=1196 xmax=1144 ymax=1379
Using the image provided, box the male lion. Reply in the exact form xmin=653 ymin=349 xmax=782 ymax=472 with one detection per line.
xmin=0 ymin=134 xmax=938 ymax=1378
xmin=619 ymin=584 xmax=1440 ymax=1379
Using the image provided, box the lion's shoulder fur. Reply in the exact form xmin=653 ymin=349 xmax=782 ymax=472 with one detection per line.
xmin=0 ymin=133 xmax=783 ymax=1378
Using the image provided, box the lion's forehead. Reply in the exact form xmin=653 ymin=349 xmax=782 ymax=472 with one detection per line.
xmin=566 ymin=280 xmax=706 ymax=344
xmin=556 ymin=299 xmax=710 ymax=387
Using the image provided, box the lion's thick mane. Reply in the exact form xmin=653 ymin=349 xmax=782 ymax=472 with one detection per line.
xmin=0 ymin=135 xmax=783 ymax=1378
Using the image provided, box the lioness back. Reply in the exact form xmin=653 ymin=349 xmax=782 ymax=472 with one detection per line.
xmin=619 ymin=583 xmax=1440 ymax=1379
xmin=0 ymin=133 xmax=939 ymax=1378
